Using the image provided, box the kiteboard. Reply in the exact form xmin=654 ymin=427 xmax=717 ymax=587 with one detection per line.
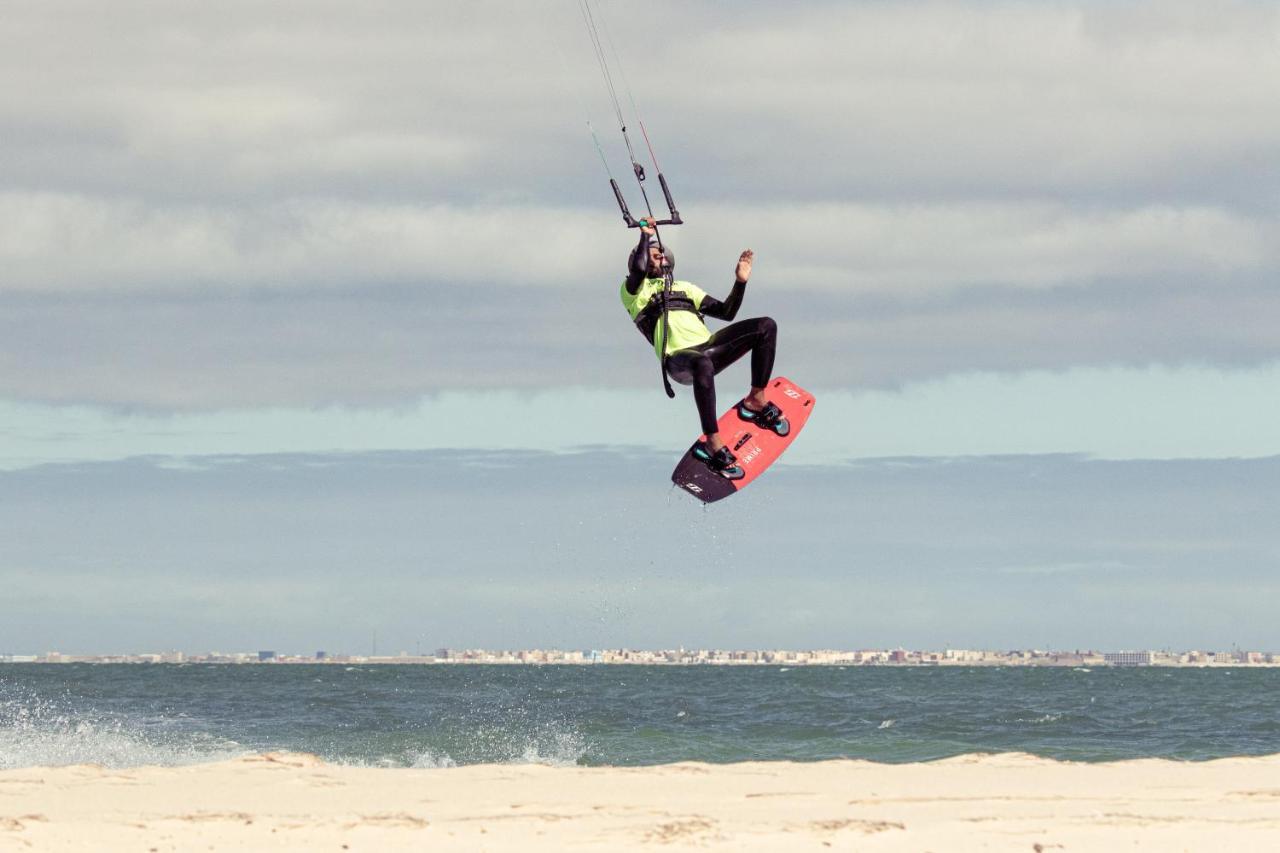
xmin=671 ymin=376 xmax=814 ymax=503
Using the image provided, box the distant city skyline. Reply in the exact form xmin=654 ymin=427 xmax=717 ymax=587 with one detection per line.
xmin=9 ymin=646 xmax=1279 ymax=669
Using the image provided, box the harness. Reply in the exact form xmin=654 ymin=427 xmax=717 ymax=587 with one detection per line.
xmin=632 ymin=289 xmax=700 ymax=347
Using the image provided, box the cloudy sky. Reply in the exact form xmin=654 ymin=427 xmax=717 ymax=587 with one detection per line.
xmin=2 ymin=1 xmax=1277 ymax=654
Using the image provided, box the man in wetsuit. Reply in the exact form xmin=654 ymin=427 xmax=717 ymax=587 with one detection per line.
xmin=620 ymin=221 xmax=788 ymax=479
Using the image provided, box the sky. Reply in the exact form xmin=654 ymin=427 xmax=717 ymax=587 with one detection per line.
xmin=1 ymin=1 xmax=1278 ymax=654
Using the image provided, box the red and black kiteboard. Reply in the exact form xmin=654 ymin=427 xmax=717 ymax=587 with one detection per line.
xmin=671 ymin=376 xmax=815 ymax=503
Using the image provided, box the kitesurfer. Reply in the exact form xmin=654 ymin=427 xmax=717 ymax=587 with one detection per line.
xmin=621 ymin=222 xmax=788 ymax=479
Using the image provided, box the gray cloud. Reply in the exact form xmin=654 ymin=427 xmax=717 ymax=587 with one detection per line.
xmin=2 ymin=1 xmax=1278 ymax=407
xmin=5 ymin=195 xmax=1272 ymax=296
xmin=6 ymin=2 xmax=1276 ymax=206
xmin=2 ymin=274 xmax=1277 ymax=407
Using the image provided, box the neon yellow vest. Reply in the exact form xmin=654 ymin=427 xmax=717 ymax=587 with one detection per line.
xmin=620 ymin=277 xmax=711 ymax=360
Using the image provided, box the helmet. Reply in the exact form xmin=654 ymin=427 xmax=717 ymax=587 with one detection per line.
xmin=629 ymin=241 xmax=675 ymax=275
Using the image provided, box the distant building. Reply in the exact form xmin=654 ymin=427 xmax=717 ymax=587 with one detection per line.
xmin=315 ymin=651 xmax=327 ymax=661
xmin=258 ymin=650 xmax=276 ymax=662
xmin=1104 ymin=651 xmax=1155 ymax=666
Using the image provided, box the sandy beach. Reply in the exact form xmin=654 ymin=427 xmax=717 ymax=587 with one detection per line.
xmin=2 ymin=752 xmax=1279 ymax=851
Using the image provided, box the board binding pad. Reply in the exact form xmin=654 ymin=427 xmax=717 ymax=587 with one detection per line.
xmin=671 ymin=376 xmax=814 ymax=503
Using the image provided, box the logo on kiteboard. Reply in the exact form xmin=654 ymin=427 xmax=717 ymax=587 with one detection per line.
xmin=733 ymin=432 xmax=754 ymax=451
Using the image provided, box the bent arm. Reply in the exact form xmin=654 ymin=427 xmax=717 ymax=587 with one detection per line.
xmin=700 ymin=249 xmax=752 ymax=320
xmin=624 ymin=231 xmax=653 ymax=294
xmin=700 ymin=279 xmax=745 ymax=321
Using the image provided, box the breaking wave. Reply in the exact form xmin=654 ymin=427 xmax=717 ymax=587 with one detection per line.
xmin=0 ymin=687 xmax=245 ymax=770
xmin=0 ymin=676 xmax=588 ymax=770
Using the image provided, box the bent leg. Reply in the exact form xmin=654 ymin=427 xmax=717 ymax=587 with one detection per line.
xmin=699 ymin=317 xmax=777 ymax=387
xmin=669 ymin=317 xmax=779 ymax=442
xmin=666 ymin=350 xmax=720 ymax=437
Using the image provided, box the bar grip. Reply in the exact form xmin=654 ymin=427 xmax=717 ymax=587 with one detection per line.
xmin=629 ymin=218 xmax=679 ymax=228
xmin=658 ymin=173 xmax=682 ymax=225
xmin=610 ymin=179 xmax=638 ymax=227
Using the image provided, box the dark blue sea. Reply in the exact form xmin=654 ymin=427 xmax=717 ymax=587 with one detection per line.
xmin=3 ymin=664 xmax=1278 ymax=769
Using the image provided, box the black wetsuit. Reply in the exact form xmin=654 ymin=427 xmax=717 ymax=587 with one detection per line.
xmin=625 ymin=233 xmax=778 ymax=436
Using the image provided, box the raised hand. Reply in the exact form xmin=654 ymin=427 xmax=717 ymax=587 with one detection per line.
xmin=735 ymin=249 xmax=754 ymax=284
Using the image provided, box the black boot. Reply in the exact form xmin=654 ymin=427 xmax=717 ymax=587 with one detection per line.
xmin=735 ymin=399 xmax=790 ymax=437
xmin=692 ymin=441 xmax=745 ymax=480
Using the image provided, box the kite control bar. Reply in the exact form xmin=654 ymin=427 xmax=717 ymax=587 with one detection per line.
xmin=610 ymin=167 xmax=683 ymax=228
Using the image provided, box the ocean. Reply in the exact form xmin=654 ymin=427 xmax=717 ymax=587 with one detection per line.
xmin=3 ymin=663 xmax=1278 ymax=770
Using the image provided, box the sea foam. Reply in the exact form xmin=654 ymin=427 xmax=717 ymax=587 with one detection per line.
xmin=0 ymin=687 xmax=243 ymax=770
